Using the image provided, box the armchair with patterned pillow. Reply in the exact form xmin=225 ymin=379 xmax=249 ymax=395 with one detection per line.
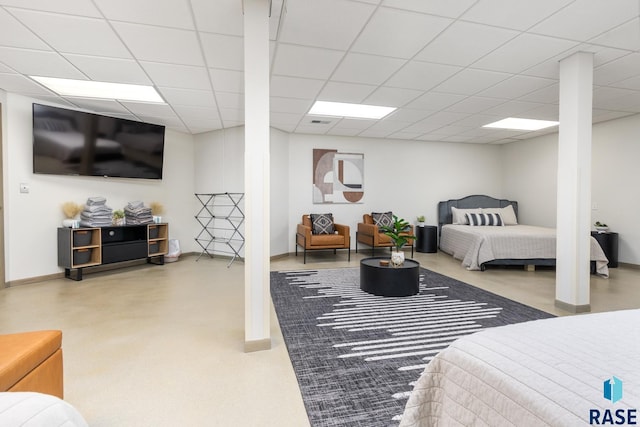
xmin=356 ymin=211 xmax=414 ymax=257
xmin=296 ymin=214 xmax=351 ymax=264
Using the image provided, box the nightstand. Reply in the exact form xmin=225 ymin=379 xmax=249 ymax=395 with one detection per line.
xmin=591 ymin=231 xmax=618 ymax=268
xmin=416 ymin=225 xmax=437 ymax=253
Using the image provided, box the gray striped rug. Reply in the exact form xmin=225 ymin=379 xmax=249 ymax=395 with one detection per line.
xmin=270 ymin=267 xmax=554 ymax=427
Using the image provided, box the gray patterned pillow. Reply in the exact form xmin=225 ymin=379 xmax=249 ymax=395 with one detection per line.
xmin=310 ymin=213 xmax=335 ymax=234
xmin=372 ymin=211 xmax=393 ymax=228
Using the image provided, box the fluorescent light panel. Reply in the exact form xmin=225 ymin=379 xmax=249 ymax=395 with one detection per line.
xmin=30 ymin=76 xmax=164 ymax=103
xmin=309 ymin=101 xmax=396 ymax=120
xmin=483 ymin=117 xmax=559 ymax=131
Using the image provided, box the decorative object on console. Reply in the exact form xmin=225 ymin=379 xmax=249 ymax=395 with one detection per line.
xmin=61 ymin=201 xmax=82 ymax=228
xmin=416 ymin=215 xmax=425 ymax=226
xmin=380 ymin=215 xmax=414 ymax=267
xmin=150 ymin=201 xmax=164 ymax=224
xmin=124 ymin=201 xmax=153 ymax=225
xmin=312 ymin=148 xmax=364 ymax=204
xmin=112 ymin=210 xmax=125 ymax=226
xmin=79 ymin=197 xmax=113 ymax=227
xmin=594 ymin=221 xmax=609 ymax=232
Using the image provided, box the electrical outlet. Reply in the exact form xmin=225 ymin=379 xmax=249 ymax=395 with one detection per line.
xmin=19 ymin=183 xmax=29 ymax=194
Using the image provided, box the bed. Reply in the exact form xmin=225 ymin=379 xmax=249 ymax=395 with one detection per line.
xmin=437 ymin=195 xmax=609 ymax=277
xmin=400 ymin=309 xmax=640 ymax=426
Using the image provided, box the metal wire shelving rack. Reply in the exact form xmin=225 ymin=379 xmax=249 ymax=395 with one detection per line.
xmin=194 ymin=192 xmax=245 ymax=266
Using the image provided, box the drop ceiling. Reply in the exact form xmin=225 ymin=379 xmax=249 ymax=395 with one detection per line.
xmin=0 ymin=0 xmax=638 ymax=144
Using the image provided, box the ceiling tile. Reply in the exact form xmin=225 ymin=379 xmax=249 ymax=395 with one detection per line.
xmin=0 ymin=72 xmax=54 ymax=94
xmin=210 ymin=68 xmax=244 ymax=93
xmin=172 ymin=105 xmax=221 ymax=122
xmin=444 ymin=96 xmax=505 ymax=114
xmin=63 ymin=54 xmax=151 ymax=84
xmin=141 ymin=62 xmax=211 ymax=90
xmin=594 ymin=53 xmax=640 ymax=86
xmin=270 ymin=76 xmax=324 ymax=99
xmin=190 ymin=0 xmax=243 ymax=36
xmin=215 ymin=92 xmax=244 ymax=109
xmin=0 ymin=0 xmax=102 ymax=17
xmin=478 ymin=75 xmax=556 ymax=99
xmin=531 ymin=0 xmax=638 ymax=41
xmin=0 ymin=47 xmax=86 ymax=78
xmin=158 ymin=87 xmax=217 ymax=108
xmin=472 ymin=33 xmax=578 ymax=74
xmin=385 ymin=61 xmax=462 ymax=90
xmin=520 ymin=104 xmax=559 ymax=120
xmin=331 ymin=52 xmax=405 ymax=85
xmin=518 ymin=83 xmax=559 ymax=104
xmin=331 ymin=118 xmax=377 ymax=130
xmin=0 ymin=8 xmax=49 ymax=50
xmin=387 ymin=131 xmax=422 ymax=140
xmin=386 ymin=108 xmax=434 ymax=122
xmin=589 ymin=18 xmax=640 ymax=51
xmin=113 ymin=22 xmax=204 ymax=66
xmin=593 ymin=87 xmax=640 ymax=112
xmin=220 ymin=108 xmax=243 ymax=122
xmin=65 ymin=97 xmax=131 ymax=114
xmin=0 ymin=62 xmax=14 ymax=73
xmin=272 ymin=43 xmax=344 ymax=79
xmin=364 ymin=86 xmax=422 ymax=107
xmin=9 ymin=9 xmax=131 ymax=58
xmin=200 ymin=33 xmax=244 ymax=70
xmin=592 ymin=109 xmax=635 ymax=122
xmin=381 ymin=0 xmax=476 ymax=17
xmin=483 ymin=100 xmax=545 ymax=117
xmin=317 ymin=81 xmax=376 ymax=103
xmin=433 ymin=68 xmax=510 ymax=95
xmin=279 ymin=0 xmax=375 ymax=50
xmin=453 ymin=113 xmax=503 ymax=127
xmin=415 ymin=21 xmax=517 ymax=66
xmin=405 ymin=91 xmax=466 ymax=110
xmin=270 ymin=97 xmax=312 ymax=114
xmin=365 ymin=119 xmax=411 ymax=133
xmin=94 ymin=0 xmax=194 ymax=29
xmin=327 ymin=128 xmax=363 ymax=137
xmin=461 ymin=0 xmax=574 ymax=31
xmin=352 ymin=7 xmax=452 ymax=59
xmin=522 ymin=44 xmax=629 ymax=79
xmin=270 ymin=111 xmax=303 ymax=124
xmin=119 ymin=101 xmax=176 ymax=117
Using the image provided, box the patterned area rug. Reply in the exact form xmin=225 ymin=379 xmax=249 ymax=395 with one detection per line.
xmin=271 ymin=267 xmax=555 ymax=427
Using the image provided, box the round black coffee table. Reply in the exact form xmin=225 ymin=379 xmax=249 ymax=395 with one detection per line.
xmin=360 ymin=257 xmax=420 ymax=297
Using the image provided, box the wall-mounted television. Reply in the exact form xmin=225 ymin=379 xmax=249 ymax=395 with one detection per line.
xmin=32 ymin=103 xmax=165 ymax=179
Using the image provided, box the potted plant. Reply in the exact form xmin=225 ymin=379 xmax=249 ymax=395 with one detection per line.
xmin=150 ymin=201 xmax=164 ymax=223
xmin=380 ymin=215 xmax=413 ymax=267
xmin=416 ymin=215 xmax=426 ymax=227
xmin=61 ymin=201 xmax=83 ymax=228
xmin=594 ymin=221 xmax=609 ymax=232
xmin=113 ymin=209 xmax=125 ymax=226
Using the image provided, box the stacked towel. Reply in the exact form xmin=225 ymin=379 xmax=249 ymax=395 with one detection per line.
xmin=79 ymin=197 xmax=113 ymax=227
xmin=124 ymin=201 xmax=153 ymax=225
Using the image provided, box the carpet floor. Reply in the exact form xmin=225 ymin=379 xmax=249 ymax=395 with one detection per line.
xmin=270 ymin=267 xmax=555 ymax=427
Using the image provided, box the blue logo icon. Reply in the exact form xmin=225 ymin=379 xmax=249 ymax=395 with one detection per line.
xmin=604 ymin=376 xmax=623 ymax=404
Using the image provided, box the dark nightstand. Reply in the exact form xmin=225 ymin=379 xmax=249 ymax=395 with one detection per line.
xmin=591 ymin=231 xmax=619 ymax=268
xmin=416 ymin=225 xmax=437 ymax=253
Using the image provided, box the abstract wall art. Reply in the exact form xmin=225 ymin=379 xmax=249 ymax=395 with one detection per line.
xmin=312 ymin=149 xmax=364 ymax=204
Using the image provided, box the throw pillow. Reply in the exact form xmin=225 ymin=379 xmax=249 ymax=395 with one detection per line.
xmin=466 ymin=212 xmax=504 ymax=226
xmin=451 ymin=207 xmax=482 ymax=225
xmin=310 ymin=213 xmax=335 ymax=234
xmin=372 ymin=211 xmax=393 ymax=228
xmin=482 ymin=205 xmax=518 ymax=225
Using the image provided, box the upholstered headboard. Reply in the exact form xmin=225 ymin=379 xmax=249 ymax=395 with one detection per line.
xmin=437 ymin=195 xmax=519 ymax=233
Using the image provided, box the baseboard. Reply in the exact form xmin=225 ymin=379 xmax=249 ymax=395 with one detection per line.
xmin=619 ymin=262 xmax=640 ymax=270
xmin=554 ymin=299 xmax=591 ymax=313
xmin=6 ymin=273 xmax=64 ymax=287
xmin=244 ymin=338 xmax=272 ymax=352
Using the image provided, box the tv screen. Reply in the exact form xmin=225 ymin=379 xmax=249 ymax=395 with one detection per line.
xmin=32 ymin=103 xmax=165 ymax=179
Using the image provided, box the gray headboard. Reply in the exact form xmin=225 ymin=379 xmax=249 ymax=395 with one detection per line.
xmin=438 ymin=195 xmax=519 ymax=232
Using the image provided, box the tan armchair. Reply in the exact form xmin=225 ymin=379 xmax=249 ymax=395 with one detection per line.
xmin=356 ymin=213 xmax=414 ymax=257
xmin=295 ymin=214 xmax=350 ymax=264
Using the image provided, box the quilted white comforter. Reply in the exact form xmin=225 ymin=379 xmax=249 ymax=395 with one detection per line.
xmin=400 ymin=309 xmax=640 ymax=426
xmin=439 ymin=224 xmax=609 ymax=277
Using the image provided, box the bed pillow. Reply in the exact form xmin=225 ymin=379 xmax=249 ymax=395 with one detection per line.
xmin=466 ymin=212 xmax=504 ymax=226
xmin=372 ymin=211 xmax=393 ymax=228
xmin=482 ymin=205 xmax=518 ymax=225
xmin=310 ymin=213 xmax=335 ymax=234
xmin=451 ymin=207 xmax=481 ymax=225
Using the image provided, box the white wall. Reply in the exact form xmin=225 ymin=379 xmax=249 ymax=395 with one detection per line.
xmin=287 ymin=134 xmax=504 ymax=252
xmin=4 ymin=94 xmax=197 ymax=282
xmin=501 ymin=113 xmax=640 ymax=265
xmin=270 ymin=127 xmax=289 ymax=255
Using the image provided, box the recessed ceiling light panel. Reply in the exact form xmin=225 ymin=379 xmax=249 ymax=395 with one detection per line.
xmin=309 ymin=101 xmax=395 ymax=120
xmin=483 ymin=117 xmax=559 ymax=131
xmin=30 ymin=76 xmax=165 ymax=103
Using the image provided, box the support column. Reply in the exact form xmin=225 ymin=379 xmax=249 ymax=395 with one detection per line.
xmin=555 ymin=52 xmax=593 ymax=313
xmin=243 ymin=0 xmax=271 ymax=351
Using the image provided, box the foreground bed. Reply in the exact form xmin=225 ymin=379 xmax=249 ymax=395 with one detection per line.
xmin=400 ymin=309 xmax=640 ymax=426
xmin=438 ymin=195 xmax=609 ymax=276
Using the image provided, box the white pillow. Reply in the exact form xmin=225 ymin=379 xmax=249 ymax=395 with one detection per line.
xmin=482 ymin=205 xmax=518 ymax=225
xmin=451 ymin=207 xmax=481 ymax=225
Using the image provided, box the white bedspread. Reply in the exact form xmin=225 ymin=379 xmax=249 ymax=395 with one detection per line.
xmin=400 ymin=309 xmax=640 ymax=427
xmin=440 ymin=224 xmax=609 ymax=277
xmin=0 ymin=392 xmax=88 ymax=426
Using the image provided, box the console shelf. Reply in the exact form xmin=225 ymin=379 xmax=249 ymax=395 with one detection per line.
xmin=58 ymin=223 xmax=168 ymax=281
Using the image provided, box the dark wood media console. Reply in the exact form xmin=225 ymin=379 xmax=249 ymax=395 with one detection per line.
xmin=58 ymin=223 xmax=168 ymax=281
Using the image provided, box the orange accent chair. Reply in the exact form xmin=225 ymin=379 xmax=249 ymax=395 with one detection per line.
xmin=296 ymin=214 xmax=350 ymax=264
xmin=356 ymin=213 xmax=414 ymax=257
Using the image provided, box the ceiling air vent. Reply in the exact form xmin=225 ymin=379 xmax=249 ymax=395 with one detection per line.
xmin=310 ymin=119 xmax=331 ymax=124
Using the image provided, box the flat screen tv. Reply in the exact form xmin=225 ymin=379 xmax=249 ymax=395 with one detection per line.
xmin=32 ymin=103 xmax=165 ymax=179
